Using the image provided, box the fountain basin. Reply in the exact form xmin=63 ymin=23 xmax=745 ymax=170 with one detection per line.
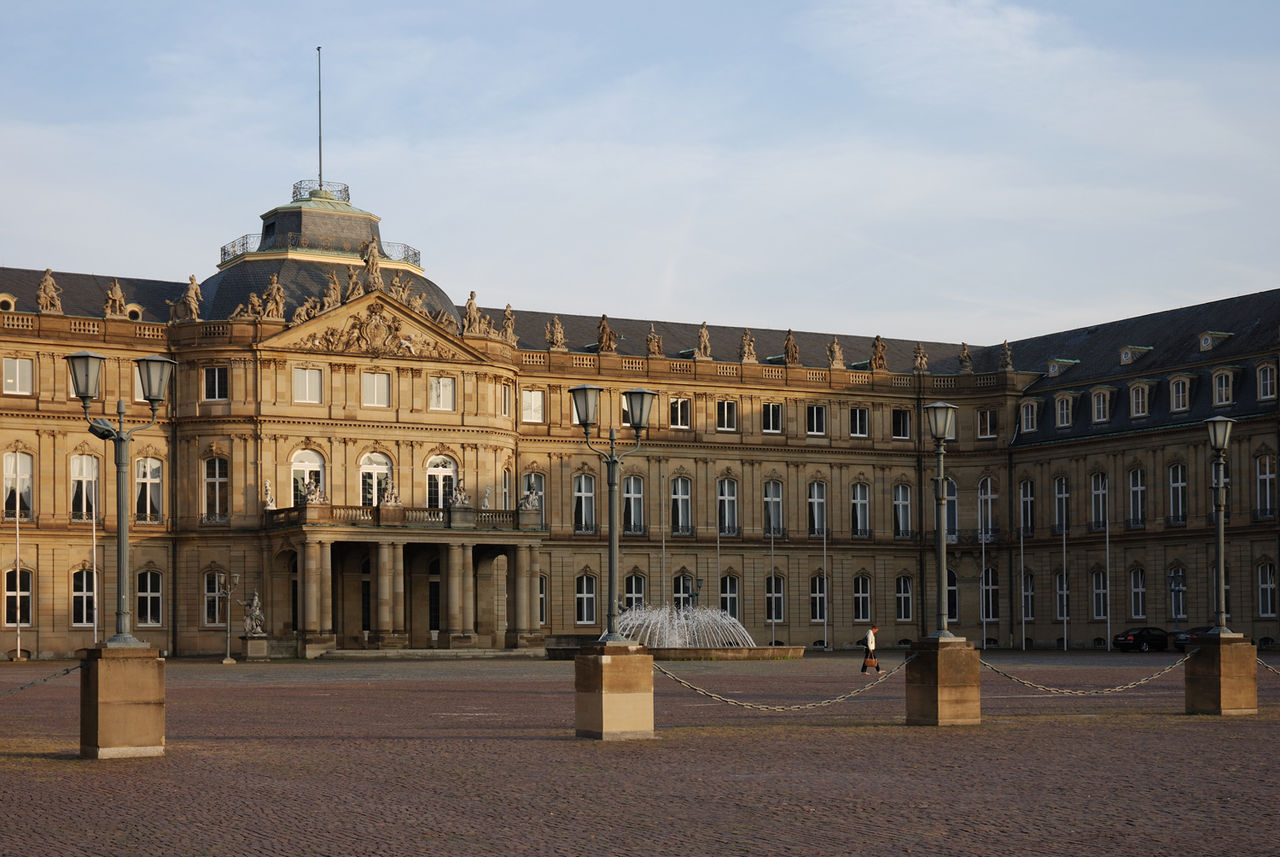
xmin=648 ymin=646 xmax=804 ymax=661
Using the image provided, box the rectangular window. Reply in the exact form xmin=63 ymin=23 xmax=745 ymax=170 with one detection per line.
xmin=1168 ymin=464 xmax=1187 ymax=525
xmin=429 ymin=376 xmax=456 ymax=411
xmin=1214 ymin=372 xmax=1233 ymax=405
xmin=805 ymin=404 xmax=826 ymax=436
xmin=811 ymin=575 xmax=828 ymax=623
xmin=1056 ymin=397 xmax=1072 ymax=427
xmin=1092 ymin=391 xmax=1109 ymax=423
xmin=1022 ymin=574 xmax=1034 ymax=621
xmin=981 ymin=568 xmax=999 ymax=622
xmin=573 ymin=474 xmax=595 ymax=534
xmin=521 ymin=389 xmax=545 ymax=423
xmin=716 ymin=399 xmax=737 ymax=431
xmin=1259 ymin=365 xmax=1277 ymax=401
xmin=203 ymin=457 xmax=229 ymax=522
xmin=763 ymin=480 xmax=783 ymax=537
xmin=71 ymin=454 xmax=98 ymax=522
xmin=625 ymin=574 xmax=645 ymax=611
xmin=5 ymin=569 xmax=32 ymax=626
xmin=978 ymin=408 xmax=997 ymax=439
xmin=765 ymin=575 xmax=784 ymax=623
xmin=1090 ymin=473 xmax=1108 ymax=529
xmin=1019 ymin=480 xmax=1035 ymax=535
xmin=893 ymin=484 xmax=911 ymax=538
xmin=292 ymin=367 xmax=322 ymax=403
xmin=669 ymin=397 xmax=690 ymax=429
xmin=500 ymin=384 xmax=512 ymax=418
xmin=1056 ymin=573 xmax=1069 ymax=621
xmin=4 ymin=452 xmax=33 ymax=521
xmin=137 ymin=571 xmax=163 ymax=627
xmin=537 ymin=576 xmax=547 ymax=626
xmin=362 ymin=372 xmax=390 ymax=407
xmin=1259 ymin=563 xmax=1277 ymax=619
xmin=204 ymin=573 xmax=226 ymax=626
xmin=203 ymin=366 xmax=228 ymax=401
xmin=1092 ymin=572 xmax=1108 ymax=620
xmin=852 ymin=576 xmax=870 ymax=623
xmin=622 ymin=475 xmax=644 ymax=535
xmin=895 ymin=576 xmax=912 ymax=622
xmin=762 ymin=402 xmax=783 ymax=434
xmin=1128 ymin=469 xmax=1146 ymax=525
xmin=1130 ymin=385 xmax=1148 ymax=418
xmin=849 ymin=406 xmax=869 ymax=437
xmin=1130 ymin=569 xmax=1147 ymax=619
xmin=1171 ymin=379 xmax=1189 ymax=412
xmin=850 ymin=482 xmax=870 ymax=538
xmin=135 ymin=457 xmax=163 ymax=523
xmin=576 ymin=576 xmax=596 ymax=625
xmin=1053 ymin=476 xmax=1069 ymax=533
xmin=3 ymin=357 xmax=33 ymax=395
xmin=807 ymin=482 xmax=827 ymax=537
xmin=1020 ymin=402 xmax=1038 ymax=432
xmin=717 ymin=479 xmax=738 ymax=536
xmin=670 ymin=477 xmax=692 ymax=535
xmin=1257 ymin=456 xmax=1276 ymax=518
xmin=720 ymin=576 xmax=739 ymax=620
xmin=891 ymin=409 xmax=910 ymax=439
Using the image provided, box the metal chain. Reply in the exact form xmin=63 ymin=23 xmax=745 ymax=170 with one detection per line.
xmin=1259 ymin=657 xmax=1280 ymax=676
xmin=0 ymin=663 xmax=81 ymax=698
xmin=978 ymin=650 xmax=1197 ymax=696
xmin=652 ymin=655 xmax=913 ymax=712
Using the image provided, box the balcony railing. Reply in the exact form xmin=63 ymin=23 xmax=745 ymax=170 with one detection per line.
xmin=671 ymin=524 xmax=694 ymax=536
xmin=851 ymin=528 xmax=872 ymax=540
xmin=265 ymin=503 xmax=540 ymax=532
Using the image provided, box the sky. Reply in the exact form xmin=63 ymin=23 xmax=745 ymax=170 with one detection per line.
xmin=2 ymin=0 xmax=1278 ymax=345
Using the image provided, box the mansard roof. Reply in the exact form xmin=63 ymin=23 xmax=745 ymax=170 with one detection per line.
xmin=0 ymin=266 xmax=183 ymax=322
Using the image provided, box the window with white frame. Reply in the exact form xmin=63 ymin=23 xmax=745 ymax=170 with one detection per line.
xmin=1022 ymin=573 xmax=1035 ymax=621
xmin=1090 ymin=472 xmax=1108 ymax=529
xmin=3 ymin=451 xmax=33 ymax=521
xmin=1256 ymin=455 xmax=1276 ymax=518
xmin=1130 ymin=384 xmax=1148 ymax=418
xmin=521 ymin=389 xmax=545 ymax=423
xmin=944 ymin=478 xmax=958 ymax=541
xmin=1020 ymin=401 xmax=1038 ymax=432
xmin=765 ymin=574 xmax=784 ymax=622
xmin=673 ymin=574 xmax=694 ymax=611
xmin=426 ymin=456 xmax=456 ymax=509
xmin=5 ymin=568 xmax=32 ymax=626
xmin=947 ymin=569 xmax=958 ymax=623
xmin=850 ymin=482 xmax=870 ymax=538
xmin=1170 ymin=378 xmax=1189 ymax=412
xmin=624 ymin=573 xmax=645 ymax=611
xmin=717 ymin=478 xmax=738 ymax=535
xmin=573 ymin=473 xmax=596 ymax=533
xmin=853 ymin=574 xmax=871 ymax=623
xmin=70 ymin=454 xmax=98 ymax=522
xmin=359 ymin=452 xmax=392 ymax=507
xmin=293 ymin=367 xmax=322 ymax=403
xmin=362 ymin=371 xmax=390 ymax=407
xmin=670 ymin=476 xmax=692 ymax=535
xmin=981 ymin=567 xmax=999 ymax=622
xmin=575 ymin=574 xmax=596 ymax=624
xmin=291 ymin=450 xmax=325 ymax=505
xmin=72 ymin=568 xmax=95 ymax=627
xmin=1091 ymin=390 xmax=1110 ymax=423
xmin=1170 ymin=566 xmax=1187 ymax=620
xmin=1128 ymin=468 xmax=1146 ymax=525
xmin=807 ymin=481 xmax=827 ymax=537
xmin=135 ymin=457 xmax=162 ymax=523
xmin=500 ymin=384 xmax=512 ymax=418
xmin=716 ymin=399 xmax=738 ymax=431
xmin=1258 ymin=562 xmax=1276 ymax=618
xmin=669 ymin=397 xmax=690 ymax=429
xmin=810 ymin=574 xmax=827 ymax=622
xmin=131 ymin=570 xmax=156 ymax=627
xmin=622 ymin=475 xmax=644 ymax=534
xmin=1130 ymin=567 xmax=1146 ymax=618
xmin=203 ymin=365 xmax=228 ymax=401
xmin=3 ymin=357 xmax=33 ymax=395
xmin=1213 ymin=371 xmax=1233 ymax=406
xmin=1019 ymin=480 xmax=1035 ymax=535
xmin=428 ymin=376 xmax=456 ymax=411
xmin=1053 ymin=476 xmax=1070 ymax=533
xmin=891 ymin=409 xmax=911 ymax=439
xmin=895 ymin=575 xmax=912 ymax=622
xmin=978 ymin=477 xmax=997 ymax=541
xmin=204 ymin=571 xmax=227 ymax=626
xmin=1259 ymin=364 xmax=1277 ymax=401
xmin=978 ymin=408 xmax=997 ymax=439
xmin=1168 ymin=464 xmax=1187 ymax=524
xmin=537 ymin=575 xmax=547 ymax=626
xmin=1056 ymin=572 xmax=1069 ymax=621
xmin=763 ymin=480 xmax=783 ymax=537
xmin=203 ymin=457 xmax=229 ymax=522
xmin=1056 ymin=396 xmax=1072 ymax=427
xmin=893 ymin=483 xmax=911 ymax=537
xmin=502 ymin=469 xmax=511 ymax=509
xmin=849 ymin=406 xmax=869 ymax=437
xmin=806 ymin=404 xmax=826 ymax=436
xmin=1092 ymin=570 xmax=1108 ymax=620
xmin=720 ymin=575 xmax=739 ymax=619
xmin=762 ymin=402 xmax=783 ymax=434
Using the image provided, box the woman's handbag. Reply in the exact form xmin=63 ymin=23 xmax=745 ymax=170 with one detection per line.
xmin=863 ymin=654 xmax=878 ymax=669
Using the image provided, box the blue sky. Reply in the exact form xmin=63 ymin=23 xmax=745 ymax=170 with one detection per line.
xmin=2 ymin=1 xmax=1277 ymax=344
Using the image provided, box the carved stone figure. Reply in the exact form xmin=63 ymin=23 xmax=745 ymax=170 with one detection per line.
xmin=646 ymin=324 xmax=663 ymax=357
xmin=407 ymin=293 xmax=426 ymax=314
xmin=870 ymin=335 xmax=887 ymax=371
xmin=451 ymin=479 xmax=471 ymax=508
xmin=380 ymin=476 xmax=401 ymax=507
xmin=482 ymin=486 xmax=492 ymax=509
xmin=1001 ymin=340 xmax=1014 ymax=370
xmin=263 ymin=274 xmax=286 ymax=320
xmin=169 ymin=275 xmax=202 ymax=323
xmin=104 ymin=278 xmax=127 ymax=318
xmin=35 ymin=269 xmax=63 ymax=314
xmin=345 ymin=265 xmax=364 ymax=302
xmin=291 ymin=297 xmax=320 ymax=325
xmin=783 ymin=330 xmax=800 ymax=365
xmin=463 ymin=291 xmax=481 ymax=335
xmin=501 ymin=305 xmax=518 ymax=345
xmin=739 ymin=329 xmax=756 ymax=363
xmin=913 ymin=342 xmax=928 ymax=372
xmin=695 ymin=322 xmax=712 ymax=360
xmin=546 ymin=316 xmax=567 ymax=350
xmin=240 ymin=591 xmax=266 ymax=637
xmin=321 ymin=271 xmax=342 ymax=312
xmin=597 ymin=315 xmax=617 ymax=353
xmin=827 ymin=337 xmax=844 ymax=369
xmin=302 ymin=476 xmax=327 ymax=505
xmin=518 ymin=489 xmax=542 ymax=511
xmin=958 ymin=342 xmax=973 ymax=373
xmin=363 ymin=240 xmax=383 ymax=291
xmin=263 ymin=480 xmax=276 ymax=510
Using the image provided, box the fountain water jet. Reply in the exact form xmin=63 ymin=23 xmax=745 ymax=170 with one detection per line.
xmin=617 ymin=605 xmax=803 ymax=661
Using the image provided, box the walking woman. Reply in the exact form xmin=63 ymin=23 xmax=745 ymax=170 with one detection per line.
xmin=861 ymin=625 xmax=883 ymax=675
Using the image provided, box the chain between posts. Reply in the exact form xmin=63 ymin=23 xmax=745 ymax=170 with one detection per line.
xmin=0 ymin=663 xmax=82 ymax=698
xmin=979 ymin=650 xmax=1197 ymax=696
xmin=1258 ymin=657 xmax=1280 ymax=676
xmin=652 ymin=654 xmax=913 ymax=711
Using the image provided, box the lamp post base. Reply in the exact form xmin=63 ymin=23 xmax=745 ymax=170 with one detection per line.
xmin=574 ymin=643 xmax=654 ymax=740
xmin=1185 ymin=634 xmax=1257 ymax=716
xmin=79 ymin=644 xmax=165 ymax=759
xmin=906 ymin=636 xmax=981 ymax=726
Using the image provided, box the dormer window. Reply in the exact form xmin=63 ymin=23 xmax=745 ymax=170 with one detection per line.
xmin=1119 ymin=346 xmax=1151 ymax=365
xmin=1047 ymin=358 xmax=1078 ymax=378
xmin=1199 ymin=331 xmax=1232 ymax=352
xmin=1258 ymin=363 xmax=1276 ymax=401
xmin=1091 ymin=389 xmax=1113 ymax=424
xmin=1020 ymin=400 xmax=1039 ymax=432
xmin=1055 ymin=394 xmax=1074 ymax=428
xmin=0 ymin=292 xmax=16 ymax=312
xmin=1130 ymin=383 xmax=1150 ymax=418
xmin=1213 ymin=370 xmax=1235 ymax=406
xmin=1170 ymin=376 xmax=1190 ymax=412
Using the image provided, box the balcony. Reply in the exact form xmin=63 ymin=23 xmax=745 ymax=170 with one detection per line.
xmin=265 ymin=503 xmax=541 ymax=532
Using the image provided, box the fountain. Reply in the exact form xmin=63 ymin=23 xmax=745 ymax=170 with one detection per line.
xmin=616 ymin=605 xmax=804 ymax=661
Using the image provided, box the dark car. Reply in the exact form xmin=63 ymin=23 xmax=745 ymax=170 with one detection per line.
xmin=1174 ymin=626 xmax=1213 ymax=652
xmin=1113 ymin=627 xmax=1168 ymax=652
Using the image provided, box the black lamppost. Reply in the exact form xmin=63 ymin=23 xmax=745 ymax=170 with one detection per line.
xmin=568 ymin=385 xmax=656 ymax=642
xmin=66 ymin=351 xmax=175 ymax=648
xmin=925 ymin=401 xmax=958 ymax=638
xmin=1206 ymin=416 xmax=1234 ymax=635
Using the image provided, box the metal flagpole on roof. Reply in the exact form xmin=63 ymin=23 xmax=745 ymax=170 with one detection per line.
xmin=317 ymin=46 xmax=323 ymax=188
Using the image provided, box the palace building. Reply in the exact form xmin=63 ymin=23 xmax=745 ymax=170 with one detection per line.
xmin=1 ymin=179 xmax=1277 ymax=660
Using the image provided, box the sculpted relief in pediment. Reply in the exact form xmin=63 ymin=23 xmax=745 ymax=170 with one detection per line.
xmin=281 ymin=300 xmax=462 ymax=360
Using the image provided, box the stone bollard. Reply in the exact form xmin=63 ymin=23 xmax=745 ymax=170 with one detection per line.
xmin=79 ymin=646 xmax=166 ymax=759
xmin=574 ymin=642 xmax=654 ymax=740
xmin=1185 ymin=634 xmax=1257 ymax=716
xmin=906 ymin=636 xmax=981 ymax=726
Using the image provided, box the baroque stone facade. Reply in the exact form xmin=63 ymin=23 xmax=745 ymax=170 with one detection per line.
xmin=1 ymin=181 xmax=1277 ymax=659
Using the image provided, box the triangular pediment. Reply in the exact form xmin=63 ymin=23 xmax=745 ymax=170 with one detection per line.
xmin=265 ymin=294 xmax=478 ymax=361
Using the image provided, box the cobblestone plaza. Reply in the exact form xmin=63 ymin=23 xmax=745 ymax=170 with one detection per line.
xmin=3 ymin=652 xmax=1278 ymax=856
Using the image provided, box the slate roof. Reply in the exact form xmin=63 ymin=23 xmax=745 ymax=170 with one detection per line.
xmin=0 ymin=267 xmax=184 ymax=323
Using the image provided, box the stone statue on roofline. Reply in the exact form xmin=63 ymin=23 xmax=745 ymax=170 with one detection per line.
xmin=345 ymin=265 xmax=364 ymax=302
xmin=104 ymin=279 xmax=127 ymax=318
xmin=1001 ymin=340 xmax=1014 ymax=371
xmin=913 ymin=342 xmax=928 ymax=372
xmin=463 ymin=291 xmax=481 ymax=335
xmin=169 ymin=275 xmax=202 ymax=323
xmin=739 ymin=329 xmax=756 ymax=363
xmin=827 ymin=337 xmax=844 ymax=369
xmin=363 ymin=239 xmax=384 ymax=292
xmin=958 ymin=342 xmax=973 ymax=373
xmin=646 ymin=324 xmax=663 ymax=356
xmin=870 ymin=335 xmax=887 ymax=371
xmin=36 ymin=269 xmax=63 ymax=314
xmin=597 ymin=315 xmax=617 ymax=354
xmin=547 ymin=316 xmax=567 ymax=350
xmin=695 ymin=322 xmax=712 ymax=360
xmin=501 ymin=305 xmax=518 ymax=345
xmin=321 ymin=271 xmax=342 ymax=312
xmin=263 ymin=273 xmax=286 ymax=320
xmin=783 ymin=330 xmax=799 ymax=366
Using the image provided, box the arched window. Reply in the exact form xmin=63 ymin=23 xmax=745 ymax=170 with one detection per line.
xmin=765 ymin=573 xmax=785 ymax=623
xmin=980 ymin=567 xmax=998 ymax=621
xmin=360 ymin=453 xmax=392 ymax=507
xmin=70 ymin=454 xmax=98 ymax=522
xmin=895 ymin=575 xmax=912 ymax=622
xmin=291 ymin=450 xmax=325 ymax=505
xmin=203 ymin=457 xmax=229 ymax=522
xmin=4 ymin=568 xmax=32 ymax=626
xmin=622 ymin=476 xmax=644 ymax=534
xmin=426 ymin=456 xmax=457 ymax=509
xmin=1130 ymin=568 xmax=1146 ymax=619
xmin=3 ymin=451 xmax=33 ymax=521
xmin=810 ymin=573 xmax=827 ymax=622
xmin=852 ymin=574 xmax=871 ymax=623
xmin=670 ymin=477 xmax=691 ymax=535
xmin=573 ymin=473 xmax=595 ymax=533
xmin=673 ymin=573 xmax=694 ymax=610
xmin=575 ymin=574 xmax=596 ymax=624
xmin=947 ymin=569 xmax=958 ymax=623
xmin=624 ymin=573 xmax=645 ymax=611
xmin=137 ymin=570 xmax=162 ymax=627
xmin=720 ymin=575 xmax=739 ymax=619
xmin=850 ymin=482 xmax=870 ymax=538
xmin=72 ymin=567 xmax=95 ymax=627
xmin=135 ymin=457 xmax=163 ymax=523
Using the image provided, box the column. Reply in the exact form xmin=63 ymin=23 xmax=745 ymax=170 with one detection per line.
xmin=446 ymin=543 xmax=463 ymax=635
xmin=376 ymin=541 xmax=392 ymax=634
xmin=392 ymin=541 xmax=405 ymax=634
xmin=319 ymin=540 xmax=333 ymax=636
xmin=462 ymin=543 xmax=476 ymax=635
xmin=302 ymin=540 xmax=321 ymax=634
xmin=514 ymin=545 xmax=530 ymax=635
xmin=527 ymin=550 xmax=542 ymax=633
